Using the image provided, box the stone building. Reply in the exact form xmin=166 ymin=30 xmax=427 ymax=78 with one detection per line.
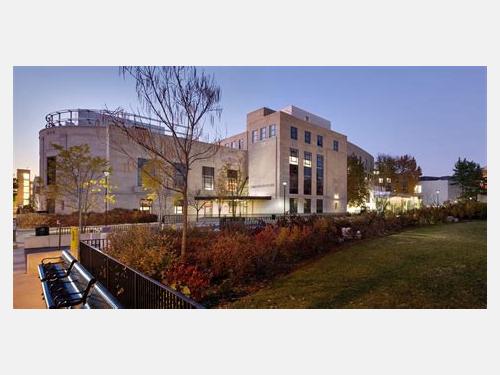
xmin=38 ymin=106 xmax=373 ymax=216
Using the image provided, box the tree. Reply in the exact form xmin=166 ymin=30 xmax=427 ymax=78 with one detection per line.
xmin=109 ymin=66 xmax=222 ymax=257
xmin=452 ymin=158 xmax=485 ymax=200
xmin=215 ymin=157 xmax=248 ymax=217
xmin=46 ymin=144 xmax=110 ymax=231
xmin=394 ymin=154 xmax=422 ymax=194
xmin=188 ymin=189 xmax=208 ymax=222
xmin=347 ymin=154 xmax=370 ymax=208
xmin=375 ymin=154 xmax=421 ymax=195
xmin=141 ymin=158 xmax=171 ymax=223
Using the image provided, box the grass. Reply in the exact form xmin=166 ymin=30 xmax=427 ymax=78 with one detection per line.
xmin=231 ymin=221 xmax=487 ymax=308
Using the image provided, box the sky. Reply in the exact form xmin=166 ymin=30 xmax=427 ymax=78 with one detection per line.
xmin=13 ymin=66 xmax=486 ymax=177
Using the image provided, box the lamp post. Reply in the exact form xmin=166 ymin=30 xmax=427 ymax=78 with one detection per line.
xmin=104 ymin=171 xmax=109 ymax=227
xmin=282 ymin=181 xmax=287 ymax=215
xmin=436 ymin=189 xmax=440 ymax=206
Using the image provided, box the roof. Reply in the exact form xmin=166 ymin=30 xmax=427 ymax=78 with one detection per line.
xmin=419 ymin=176 xmax=454 ymax=181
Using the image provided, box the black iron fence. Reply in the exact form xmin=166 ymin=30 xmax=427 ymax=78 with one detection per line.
xmin=79 ymin=240 xmax=204 ymax=309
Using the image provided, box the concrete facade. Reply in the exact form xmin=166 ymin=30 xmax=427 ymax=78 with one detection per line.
xmin=419 ymin=176 xmax=461 ymax=206
xmin=39 ymin=107 xmax=372 ymax=216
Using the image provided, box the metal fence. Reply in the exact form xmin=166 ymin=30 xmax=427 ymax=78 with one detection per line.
xmin=49 ymin=222 xmax=160 ymax=235
xmin=79 ymin=240 xmax=204 ymax=309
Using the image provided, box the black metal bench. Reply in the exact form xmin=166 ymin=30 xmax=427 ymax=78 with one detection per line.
xmin=38 ymin=250 xmax=121 ymax=309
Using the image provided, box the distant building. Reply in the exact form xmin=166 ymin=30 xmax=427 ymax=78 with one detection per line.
xmin=419 ymin=176 xmax=461 ymax=206
xmin=15 ymin=169 xmax=31 ymax=211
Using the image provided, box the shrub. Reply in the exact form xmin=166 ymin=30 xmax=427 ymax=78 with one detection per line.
xmin=107 ymin=226 xmax=177 ymax=279
xmin=16 ymin=209 xmax=158 ymax=228
xmin=162 ymin=262 xmax=212 ymax=301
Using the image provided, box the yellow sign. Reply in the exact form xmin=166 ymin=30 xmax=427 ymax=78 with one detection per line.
xmin=70 ymin=227 xmax=79 ymax=258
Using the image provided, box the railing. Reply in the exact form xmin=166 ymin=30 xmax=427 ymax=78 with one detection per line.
xmin=79 ymin=240 xmax=204 ymax=309
xmin=49 ymin=222 xmax=161 ymax=235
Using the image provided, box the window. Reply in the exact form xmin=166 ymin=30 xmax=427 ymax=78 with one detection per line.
xmin=238 ymin=139 xmax=244 ymax=149
xmin=305 ymin=115 xmax=310 ymax=122
xmin=269 ymin=124 xmax=276 ymax=137
xmin=252 ymin=130 xmax=258 ymax=143
xmin=379 ymin=178 xmax=383 ymax=184
xmin=173 ymin=163 xmax=186 ymax=189
xmin=289 ymin=148 xmax=299 ymax=165
xmin=304 ymin=130 xmax=311 ymax=144
xmin=140 ymin=198 xmax=152 ymax=212
xmin=415 ymin=185 xmax=422 ymax=194
xmin=386 ymin=177 xmax=391 ymax=183
xmin=316 ymin=199 xmax=323 ymax=213
xmin=317 ymin=135 xmax=323 ymax=147
xmin=60 ymin=200 xmax=65 ymax=211
xmin=304 ymin=198 xmax=311 ymax=214
xmin=289 ymin=198 xmax=298 ymax=214
xmin=47 ymin=156 xmax=56 ymax=185
xmin=260 ymin=126 xmax=267 ymax=140
xmin=303 ymin=151 xmax=312 ymax=167
xmin=224 ymin=143 xmax=229 ymax=147
xmin=227 ymin=169 xmax=238 ymax=193
xmin=290 ymin=126 xmax=298 ymax=140
xmin=289 ymin=149 xmax=299 ymax=194
xmin=202 ymin=166 xmax=214 ymax=190
xmin=316 ymin=154 xmax=324 ymax=195
xmin=304 ymin=152 xmax=312 ymax=195
xmin=231 ymin=141 xmax=237 ymax=149
xmin=204 ymin=202 xmax=213 ymax=217
xmin=174 ymin=203 xmax=183 ymax=214
xmin=333 ymin=140 xmax=339 ymax=152
xmin=137 ymin=158 xmax=149 ymax=186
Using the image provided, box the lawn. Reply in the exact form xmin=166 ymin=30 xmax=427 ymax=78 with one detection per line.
xmin=231 ymin=221 xmax=487 ymax=308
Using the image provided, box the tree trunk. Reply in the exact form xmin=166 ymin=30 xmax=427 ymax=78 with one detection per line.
xmin=181 ymin=187 xmax=188 ymax=258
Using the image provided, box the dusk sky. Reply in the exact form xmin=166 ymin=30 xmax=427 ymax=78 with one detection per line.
xmin=13 ymin=66 xmax=486 ymax=177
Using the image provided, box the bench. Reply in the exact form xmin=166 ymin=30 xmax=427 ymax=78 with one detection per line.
xmin=38 ymin=250 xmax=121 ymax=309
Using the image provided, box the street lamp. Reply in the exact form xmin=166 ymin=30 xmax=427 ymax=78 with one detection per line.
xmin=282 ymin=181 xmax=287 ymax=215
xmin=104 ymin=171 xmax=110 ymax=227
xmin=436 ymin=189 xmax=440 ymax=206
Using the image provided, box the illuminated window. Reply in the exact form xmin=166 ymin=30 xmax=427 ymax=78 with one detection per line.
xmin=289 ymin=148 xmax=299 ymax=165
xmin=227 ymin=169 xmax=238 ymax=193
xmin=415 ymin=185 xmax=422 ymax=194
xmin=378 ymin=178 xmax=383 ymax=184
xmin=386 ymin=177 xmax=391 ymax=183
xmin=304 ymin=152 xmax=312 ymax=195
xmin=140 ymin=198 xmax=152 ymax=212
xmin=303 ymin=151 xmax=312 ymax=167
xmin=334 ymin=193 xmax=340 ymax=200
xmin=174 ymin=201 xmax=183 ymax=214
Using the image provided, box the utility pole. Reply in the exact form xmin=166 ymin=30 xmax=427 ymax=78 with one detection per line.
xmin=282 ymin=181 xmax=287 ymax=215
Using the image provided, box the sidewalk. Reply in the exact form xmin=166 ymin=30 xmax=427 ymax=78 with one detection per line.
xmin=13 ymin=234 xmax=45 ymax=309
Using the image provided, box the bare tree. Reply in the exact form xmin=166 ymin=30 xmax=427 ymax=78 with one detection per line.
xmin=107 ymin=66 xmax=222 ymax=257
xmin=188 ymin=189 xmax=208 ymax=222
xmin=215 ymin=155 xmax=248 ymax=217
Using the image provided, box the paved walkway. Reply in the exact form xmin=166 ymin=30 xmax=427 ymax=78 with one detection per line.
xmin=13 ymin=231 xmax=45 ymax=309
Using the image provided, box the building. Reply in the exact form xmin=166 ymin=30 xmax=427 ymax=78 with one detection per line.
xmin=14 ymin=169 xmax=31 ymax=212
xmin=39 ymin=106 xmax=373 ymax=216
xmin=419 ymin=176 xmax=461 ymax=206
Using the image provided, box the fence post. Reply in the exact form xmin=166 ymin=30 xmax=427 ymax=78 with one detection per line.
xmin=134 ymin=272 xmax=138 ymax=309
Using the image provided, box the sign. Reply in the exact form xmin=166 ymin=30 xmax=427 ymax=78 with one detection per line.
xmin=70 ymin=227 xmax=79 ymax=257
